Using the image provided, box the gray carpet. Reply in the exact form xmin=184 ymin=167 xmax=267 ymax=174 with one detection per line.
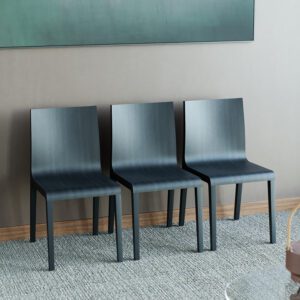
xmin=0 ymin=211 xmax=298 ymax=299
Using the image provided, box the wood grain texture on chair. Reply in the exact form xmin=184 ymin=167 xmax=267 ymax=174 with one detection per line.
xmin=183 ymin=98 xmax=274 ymax=185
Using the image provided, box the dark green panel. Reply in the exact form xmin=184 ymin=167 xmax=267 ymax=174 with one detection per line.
xmin=0 ymin=0 xmax=254 ymax=48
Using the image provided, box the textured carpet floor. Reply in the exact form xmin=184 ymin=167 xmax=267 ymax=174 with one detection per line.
xmin=0 ymin=211 xmax=298 ymax=299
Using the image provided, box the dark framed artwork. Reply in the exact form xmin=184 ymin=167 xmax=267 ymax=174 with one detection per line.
xmin=0 ymin=0 xmax=255 ymax=48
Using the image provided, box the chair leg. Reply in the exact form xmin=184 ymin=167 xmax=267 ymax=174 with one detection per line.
xmin=194 ymin=187 xmax=204 ymax=253
xmin=268 ymin=180 xmax=276 ymax=244
xmin=167 ymin=190 xmax=174 ymax=227
xmin=234 ymin=183 xmax=243 ymax=220
xmin=209 ymin=185 xmax=217 ymax=251
xmin=114 ymin=194 xmax=123 ymax=262
xmin=131 ymin=192 xmax=140 ymax=260
xmin=93 ymin=197 xmax=99 ymax=235
xmin=108 ymin=195 xmax=115 ymax=234
xmin=30 ymin=184 xmax=37 ymax=243
xmin=179 ymin=188 xmax=187 ymax=226
xmin=46 ymin=201 xmax=55 ymax=271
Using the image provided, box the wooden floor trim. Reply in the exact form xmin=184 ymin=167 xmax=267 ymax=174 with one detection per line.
xmin=0 ymin=197 xmax=299 ymax=242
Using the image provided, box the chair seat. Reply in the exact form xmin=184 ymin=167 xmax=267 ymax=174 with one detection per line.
xmin=33 ymin=171 xmax=120 ymax=201
xmin=185 ymin=159 xmax=274 ymax=185
xmin=113 ymin=165 xmax=201 ymax=193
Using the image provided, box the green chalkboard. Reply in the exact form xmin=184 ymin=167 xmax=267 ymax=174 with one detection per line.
xmin=0 ymin=0 xmax=254 ymax=48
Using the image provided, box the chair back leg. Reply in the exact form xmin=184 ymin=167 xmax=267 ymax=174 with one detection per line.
xmin=268 ymin=180 xmax=276 ymax=243
xmin=93 ymin=197 xmax=100 ymax=235
xmin=108 ymin=195 xmax=115 ymax=234
xmin=30 ymin=184 xmax=37 ymax=243
xmin=167 ymin=190 xmax=174 ymax=227
xmin=179 ymin=189 xmax=187 ymax=226
xmin=234 ymin=183 xmax=243 ymax=220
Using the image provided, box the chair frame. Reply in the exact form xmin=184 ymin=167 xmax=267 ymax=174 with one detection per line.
xmin=179 ymin=99 xmax=276 ymax=250
xmin=108 ymin=102 xmax=203 ymax=260
xmin=30 ymin=106 xmax=123 ymax=271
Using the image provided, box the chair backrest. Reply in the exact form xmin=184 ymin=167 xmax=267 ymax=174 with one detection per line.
xmin=31 ymin=106 xmax=101 ymax=176
xmin=111 ymin=102 xmax=177 ymax=170
xmin=184 ymin=98 xmax=246 ymax=164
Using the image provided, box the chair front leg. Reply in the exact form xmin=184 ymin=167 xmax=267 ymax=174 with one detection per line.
xmin=234 ymin=183 xmax=243 ymax=220
xmin=131 ymin=192 xmax=140 ymax=260
xmin=268 ymin=180 xmax=276 ymax=244
xmin=46 ymin=200 xmax=55 ymax=271
xmin=167 ymin=190 xmax=174 ymax=227
xmin=194 ymin=186 xmax=204 ymax=252
xmin=209 ymin=185 xmax=217 ymax=251
xmin=93 ymin=197 xmax=100 ymax=235
xmin=114 ymin=194 xmax=123 ymax=262
xmin=30 ymin=183 xmax=37 ymax=243
xmin=179 ymin=188 xmax=187 ymax=226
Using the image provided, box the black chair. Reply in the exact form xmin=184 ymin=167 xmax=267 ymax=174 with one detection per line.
xmin=180 ymin=98 xmax=276 ymax=251
xmin=109 ymin=102 xmax=203 ymax=260
xmin=30 ymin=106 xmax=123 ymax=271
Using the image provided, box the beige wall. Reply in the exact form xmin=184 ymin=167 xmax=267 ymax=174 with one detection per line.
xmin=1 ymin=0 xmax=300 ymax=227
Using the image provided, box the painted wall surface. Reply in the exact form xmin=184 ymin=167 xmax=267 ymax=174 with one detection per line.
xmin=0 ymin=0 xmax=300 ymax=227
